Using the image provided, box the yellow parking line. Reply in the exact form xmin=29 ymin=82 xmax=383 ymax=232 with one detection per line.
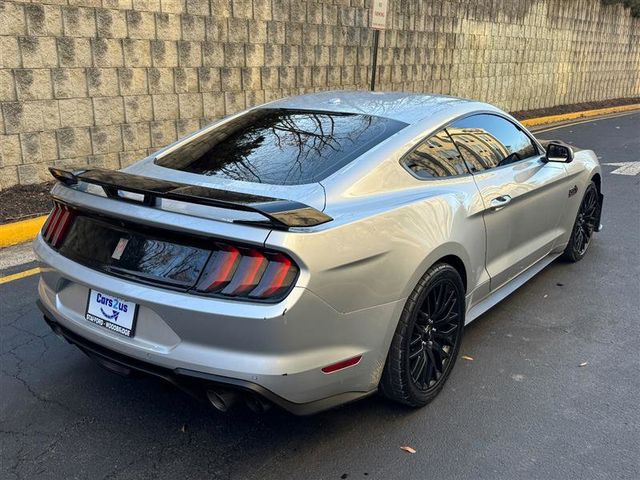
xmin=0 ymin=267 xmax=41 ymax=285
xmin=532 ymin=110 xmax=639 ymax=134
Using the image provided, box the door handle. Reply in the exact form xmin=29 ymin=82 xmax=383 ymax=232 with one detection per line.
xmin=489 ymin=195 xmax=512 ymax=211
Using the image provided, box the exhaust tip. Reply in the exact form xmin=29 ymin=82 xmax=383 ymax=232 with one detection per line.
xmin=85 ymin=351 xmax=135 ymax=377
xmin=245 ymin=395 xmax=272 ymax=414
xmin=207 ymin=389 xmax=239 ymax=412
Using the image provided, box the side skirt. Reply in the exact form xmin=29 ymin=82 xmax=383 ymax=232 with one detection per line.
xmin=465 ymin=252 xmax=562 ymax=325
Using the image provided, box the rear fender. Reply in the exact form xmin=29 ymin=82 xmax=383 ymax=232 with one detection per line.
xmin=265 ymin=191 xmax=485 ymax=315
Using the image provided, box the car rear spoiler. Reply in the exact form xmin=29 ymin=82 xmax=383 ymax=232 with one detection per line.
xmin=48 ymin=167 xmax=332 ymax=229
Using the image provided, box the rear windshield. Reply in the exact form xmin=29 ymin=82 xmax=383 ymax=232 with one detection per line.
xmin=155 ymin=109 xmax=407 ymax=185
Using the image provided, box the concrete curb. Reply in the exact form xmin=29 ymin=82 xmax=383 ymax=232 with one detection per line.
xmin=520 ymin=103 xmax=640 ymax=127
xmin=0 ymin=216 xmax=47 ymax=248
xmin=1 ymin=104 xmax=639 ymax=249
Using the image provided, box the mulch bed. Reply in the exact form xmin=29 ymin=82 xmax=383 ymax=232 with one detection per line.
xmin=1 ymin=97 xmax=638 ymax=224
xmin=0 ymin=182 xmax=54 ymax=224
xmin=511 ymin=97 xmax=640 ymax=120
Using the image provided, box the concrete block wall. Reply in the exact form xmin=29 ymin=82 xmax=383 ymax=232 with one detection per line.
xmin=1 ymin=0 xmax=639 ymax=188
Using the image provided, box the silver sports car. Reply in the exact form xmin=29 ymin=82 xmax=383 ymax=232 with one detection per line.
xmin=34 ymin=91 xmax=603 ymax=414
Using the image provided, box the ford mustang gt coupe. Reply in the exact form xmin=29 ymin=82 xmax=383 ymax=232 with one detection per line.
xmin=34 ymin=91 xmax=603 ymax=414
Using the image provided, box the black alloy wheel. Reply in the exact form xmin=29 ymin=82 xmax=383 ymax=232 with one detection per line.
xmin=562 ymin=181 xmax=600 ymax=262
xmin=408 ymin=278 xmax=462 ymax=391
xmin=380 ymin=263 xmax=465 ymax=407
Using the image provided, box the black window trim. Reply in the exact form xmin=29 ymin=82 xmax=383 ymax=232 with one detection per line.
xmin=399 ymin=110 xmax=545 ymax=181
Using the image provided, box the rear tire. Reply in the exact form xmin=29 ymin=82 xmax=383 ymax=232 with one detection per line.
xmin=561 ymin=182 xmax=599 ymax=263
xmin=380 ymin=263 xmax=465 ymax=407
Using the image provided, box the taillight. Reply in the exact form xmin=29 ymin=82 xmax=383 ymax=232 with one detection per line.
xmin=249 ymin=254 xmax=295 ymax=299
xmin=220 ymin=249 xmax=268 ymax=296
xmin=197 ymin=246 xmax=241 ymax=292
xmin=196 ymin=246 xmax=298 ymax=301
xmin=41 ymin=202 xmax=76 ymax=248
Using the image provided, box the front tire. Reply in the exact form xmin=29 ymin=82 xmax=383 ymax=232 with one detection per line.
xmin=380 ymin=263 xmax=465 ymax=407
xmin=561 ymin=181 xmax=600 ymax=263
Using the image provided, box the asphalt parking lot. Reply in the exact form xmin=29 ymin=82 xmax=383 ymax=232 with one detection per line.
xmin=1 ymin=111 xmax=639 ymax=480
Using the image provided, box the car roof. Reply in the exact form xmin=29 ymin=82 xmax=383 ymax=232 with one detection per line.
xmin=262 ymin=90 xmax=483 ymax=125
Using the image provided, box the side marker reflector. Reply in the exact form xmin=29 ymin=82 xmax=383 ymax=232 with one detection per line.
xmin=321 ymin=355 xmax=362 ymax=374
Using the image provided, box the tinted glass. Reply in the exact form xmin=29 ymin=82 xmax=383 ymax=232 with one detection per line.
xmin=447 ymin=114 xmax=538 ymax=172
xmin=402 ymin=130 xmax=470 ymax=179
xmin=60 ymin=215 xmax=210 ymax=288
xmin=155 ymin=109 xmax=407 ymax=185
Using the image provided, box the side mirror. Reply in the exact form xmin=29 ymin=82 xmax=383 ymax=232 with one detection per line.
xmin=545 ymin=141 xmax=574 ymax=163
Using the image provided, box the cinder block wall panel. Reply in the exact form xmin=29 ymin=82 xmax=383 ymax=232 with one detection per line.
xmin=1 ymin=0 xmax=639 ymax=188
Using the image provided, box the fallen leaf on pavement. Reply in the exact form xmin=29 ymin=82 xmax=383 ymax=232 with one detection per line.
xmin=461 ymin=355 xmax=474 ymax=361
xmin=579 ymin=362 xmax=588 ymax=367
xmin=400 ymin=446 xmax=416 ymax=454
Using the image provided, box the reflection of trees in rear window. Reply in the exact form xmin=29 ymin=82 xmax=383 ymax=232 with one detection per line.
xmin=155 ymin=109 xmax=406 ymax=185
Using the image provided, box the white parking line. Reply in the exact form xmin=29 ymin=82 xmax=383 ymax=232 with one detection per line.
xmin=604 ymin=162 xmax=640 ymax=176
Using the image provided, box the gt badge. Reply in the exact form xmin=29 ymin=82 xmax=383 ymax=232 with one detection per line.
xmin=112 ymin=237 xmax=129 ymax=260
xmin=568 ymin=185 xmax=578 ymax=198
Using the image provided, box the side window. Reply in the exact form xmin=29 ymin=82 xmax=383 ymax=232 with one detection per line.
xmin=447 ymin=114 xmax=539 ymax=172
xmin=402 ymin=130 xmax=470 ymax=179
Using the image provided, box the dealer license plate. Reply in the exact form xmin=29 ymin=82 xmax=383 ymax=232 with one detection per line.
xmin=85 ymin=289 xmax=138 ymax=337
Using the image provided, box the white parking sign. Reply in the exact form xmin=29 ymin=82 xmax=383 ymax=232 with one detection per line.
xmin=371 ymin=0 xmax=388 ymax=30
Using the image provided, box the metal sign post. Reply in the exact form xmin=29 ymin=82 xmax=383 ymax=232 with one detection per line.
xmin=370 ymin=0 xmax=388 ymax=91
xmin=370 ymin=30 xmax=379 ymax=91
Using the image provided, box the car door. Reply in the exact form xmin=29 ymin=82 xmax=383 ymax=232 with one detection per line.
xmin=447 ymin=114 xmax=570 ymax=291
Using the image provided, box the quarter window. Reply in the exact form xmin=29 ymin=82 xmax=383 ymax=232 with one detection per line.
xmin=447 ymin=114 xmax=538 ymax=172
xmin=402 ymin=130 xmax=470 ymax=179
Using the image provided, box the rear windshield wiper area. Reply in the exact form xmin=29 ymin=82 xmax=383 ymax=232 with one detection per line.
xmin=49 ymin=167 xmax=332 ymax=230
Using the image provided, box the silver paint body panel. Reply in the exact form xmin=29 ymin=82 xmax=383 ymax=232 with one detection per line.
xmin=34 ymin=91 xmax=602 ymax=410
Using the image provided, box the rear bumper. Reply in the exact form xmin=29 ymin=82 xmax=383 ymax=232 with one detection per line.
xmin=34 ymin=234 xmax=403 ymax=413
xmin=38 ymin=302 xmax=372 ymax=415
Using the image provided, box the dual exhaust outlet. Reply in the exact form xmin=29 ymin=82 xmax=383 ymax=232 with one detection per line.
xmin=207 ymin=389 xmax=272 ymax=414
